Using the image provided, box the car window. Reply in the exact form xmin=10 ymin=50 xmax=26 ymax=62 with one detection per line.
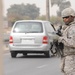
xmin=13 ymin=22 xmax=43 ymax=33
xmin=44 ymin=22 xmax=55 ymax=33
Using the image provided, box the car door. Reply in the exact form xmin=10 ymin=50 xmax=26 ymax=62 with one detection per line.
xmin=44 ymin=22 xmax=58 ymax=43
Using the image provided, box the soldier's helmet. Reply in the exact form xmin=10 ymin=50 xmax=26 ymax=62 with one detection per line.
xmin=61 ymin=7 xmax=75 ymax=17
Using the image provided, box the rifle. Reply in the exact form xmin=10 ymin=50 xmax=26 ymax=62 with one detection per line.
xmin=50 ymin=25 xmax=64 ymax=57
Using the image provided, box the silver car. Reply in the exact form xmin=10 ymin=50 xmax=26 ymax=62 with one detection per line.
xmin=9 ymin=20 xmax=58 ymax=58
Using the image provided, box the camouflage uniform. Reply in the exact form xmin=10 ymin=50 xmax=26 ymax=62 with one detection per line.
xmin=59 ymin=8 xmax=75 ymax=75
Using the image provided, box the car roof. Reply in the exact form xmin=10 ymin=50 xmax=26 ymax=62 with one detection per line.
xmin=15 ymin=20 xmax=50 ymax=23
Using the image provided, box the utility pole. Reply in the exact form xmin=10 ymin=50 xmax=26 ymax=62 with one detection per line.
xmin=46 ymin=0 xmax=50 ymax=21
xmin=0 ymin=0 xmax=4 ymax=75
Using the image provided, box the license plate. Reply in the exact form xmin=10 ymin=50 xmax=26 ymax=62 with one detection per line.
xmin=21 ymin=39 xmax=34 ymax=44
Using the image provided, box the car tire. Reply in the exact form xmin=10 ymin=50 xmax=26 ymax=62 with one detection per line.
xmin=45 ymin=51 xmax=50 ymax=58
xmin=23 ymin=53 xmax=27 ymax=56
xmin=11 ymin=51 xmax=17 ymax=58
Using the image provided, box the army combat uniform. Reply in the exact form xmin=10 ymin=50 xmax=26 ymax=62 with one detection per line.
xmin=59 ymin=21 xmax=75 ymax=75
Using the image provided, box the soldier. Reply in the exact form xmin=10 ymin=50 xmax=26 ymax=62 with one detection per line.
xmin=59 ymin=7 xmax=75 ymax=75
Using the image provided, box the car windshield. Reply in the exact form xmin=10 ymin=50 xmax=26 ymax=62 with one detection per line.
xmin=13 ymin=22 xmax=43 ymax=33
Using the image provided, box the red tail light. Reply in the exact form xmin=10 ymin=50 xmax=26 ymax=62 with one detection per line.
xmin=43 ymin=36 xmax=48 ymax=44
xmin=9 ymin=36 xmax=13 ymax=44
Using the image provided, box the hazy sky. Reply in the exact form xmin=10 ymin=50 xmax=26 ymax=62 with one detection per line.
xmin=3 ymin=0 xmax=75 ymax=16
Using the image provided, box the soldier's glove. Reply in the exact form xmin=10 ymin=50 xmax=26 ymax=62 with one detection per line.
xmin=56 ymin=25 xmax=62 ymax=36
xmin=56 ymin=30 xmax=62 ymax=36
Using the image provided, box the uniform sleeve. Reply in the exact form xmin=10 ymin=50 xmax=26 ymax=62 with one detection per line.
xmin=62 ymin=26 xmax=75 ymax=47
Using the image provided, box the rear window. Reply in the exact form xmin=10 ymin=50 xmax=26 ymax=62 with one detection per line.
xmin=13 ymin=22 xmax=43 ymax=33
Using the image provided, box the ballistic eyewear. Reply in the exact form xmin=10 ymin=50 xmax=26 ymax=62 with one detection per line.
xmin=62 ymin=16 xmax=70 ymax=19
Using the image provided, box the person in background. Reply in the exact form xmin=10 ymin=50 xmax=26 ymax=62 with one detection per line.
xmin=59 ymin=7 xmax=75 ymax=75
